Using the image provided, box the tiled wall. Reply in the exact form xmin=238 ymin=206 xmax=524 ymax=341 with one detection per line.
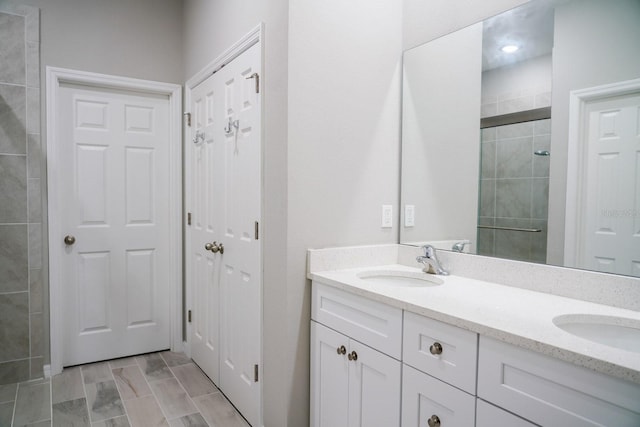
xmin=478 ymin=119 xmax=550 ymax=263
xmin=0 ymin=3 xmax=44 ymax=384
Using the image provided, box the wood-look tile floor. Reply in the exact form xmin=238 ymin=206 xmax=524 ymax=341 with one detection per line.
xmin=0 ymin=351 xmax=250 ymax=427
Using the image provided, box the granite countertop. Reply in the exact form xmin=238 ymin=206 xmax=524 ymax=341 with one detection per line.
xmin=308 ymin=263 xmax=640 ymax=384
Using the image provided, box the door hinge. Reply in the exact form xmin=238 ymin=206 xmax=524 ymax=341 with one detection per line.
xmin=254 ymin=364 xmax=259 ymax=382
xmin=184 ymin=112 xmax=191 ymax=127
xmin=187 ymin=212 xmax=192 ymax=226
xmin=246 ymin=73 xmax=260 ymax=94
xmin=188 ymin=310 xmax=192 ymax=323
xmin=254 ymin=221 xmax=259 ymax=240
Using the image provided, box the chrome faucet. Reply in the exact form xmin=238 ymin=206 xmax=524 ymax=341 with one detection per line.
xmin=451 ymin=241 xmax=468 ymax=253
xmin=416 ymin=245 xmax=449 ymax=275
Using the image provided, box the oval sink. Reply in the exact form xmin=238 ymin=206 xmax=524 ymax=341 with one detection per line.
xmin=357 ymin=270 xmax=444 ymax=287
xmin=553 ymin=314 xmax=640 ymax=353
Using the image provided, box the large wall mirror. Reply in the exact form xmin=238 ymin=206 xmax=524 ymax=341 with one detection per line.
xmin=400 ymin=0 xmax=640 ymax=277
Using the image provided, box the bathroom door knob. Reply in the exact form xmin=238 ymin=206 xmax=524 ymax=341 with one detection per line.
xmin=427 ymin=415 xmax=441 ymax=427
xmin=64 ymin=235 xmax=76 ymax=245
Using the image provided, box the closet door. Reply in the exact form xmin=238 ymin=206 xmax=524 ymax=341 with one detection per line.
xmin=187 ymin=41 xmax=263 ymax=427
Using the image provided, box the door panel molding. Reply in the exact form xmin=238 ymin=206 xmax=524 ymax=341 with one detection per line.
xmin=46 ymin=66 xmax=182 ymax=375
xmin=564 ymin=78 xmax=640 ymax=268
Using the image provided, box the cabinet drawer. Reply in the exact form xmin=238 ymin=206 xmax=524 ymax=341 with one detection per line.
xmin=312 ymin=282 xmax=402 ymax=359
xmin=476 ymin=399 xmax=536 ymax=427
xmin=401 ymin=364 xmax=475 ymax=427
xmin=403 ymin=311 xmax=477 ymax=393
xmin=478 ymin=336 xmax=640 ymax=427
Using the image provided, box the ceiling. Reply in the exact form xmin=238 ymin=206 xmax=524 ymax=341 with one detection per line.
xmin=481 ymin=0 xmax=563 ymax=71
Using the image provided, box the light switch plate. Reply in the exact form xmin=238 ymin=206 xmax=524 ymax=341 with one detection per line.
xmin=382 ymin=205 xmax=393 ymax=228
xmin=405 ymin=205 xmax=415 ymax=227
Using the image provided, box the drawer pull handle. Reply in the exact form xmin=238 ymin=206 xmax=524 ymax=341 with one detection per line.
xmin=427 ymin=415 xmax=441 ymax=427
xmin=337 ymin=345 xmax=346 ymax=355
xmin=429 ymin=342 xmax=443 ymax=355
xmin=347 ymin=351 xmax=358 ymax=361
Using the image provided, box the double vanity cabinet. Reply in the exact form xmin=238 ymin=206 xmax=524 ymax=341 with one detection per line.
xmin=310 ymin=278 xmax=640 ymax=427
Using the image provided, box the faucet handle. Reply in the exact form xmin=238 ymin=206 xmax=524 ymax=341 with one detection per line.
xmin=420 ymin=244 xmax=436 ymax=258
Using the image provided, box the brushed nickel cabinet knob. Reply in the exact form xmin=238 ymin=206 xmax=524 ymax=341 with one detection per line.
xmin=430 ymin=342 xmax=443 ymax=355
xmin=427 ymin=415 xmax=441 ymax=427
xmin=64 ymin=235 xmax=76 ymax=245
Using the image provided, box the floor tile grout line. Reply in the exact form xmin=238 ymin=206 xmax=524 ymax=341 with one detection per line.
xmin=107 ymin=359 xmax=140 ymax=427
xmin=10 ymin=381 xmax=19 ymax=427
xmin=107 ymin=363 xmax=132 ymax=427
xmin=137 ymin=356 xmax=174 ymax=425
xmin=165 ymin=364 xmax=212 ymax=425
xmin=47 ymin=376 xmax=52 ymax=424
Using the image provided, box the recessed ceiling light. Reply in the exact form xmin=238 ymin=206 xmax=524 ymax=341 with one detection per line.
xmin=501 ymin=45 xmax=519 ymax=53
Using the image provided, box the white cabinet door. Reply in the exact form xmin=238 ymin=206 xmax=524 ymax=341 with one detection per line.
xmin=402 ymin=365 xmax=475 ymax=427
xmin=349 ymin=340 xmax=401 ymax=427
xmin=311 ymin=321 xmax=402 ymax=427
xmin=311 ymin=322 xmax=349 ymax=427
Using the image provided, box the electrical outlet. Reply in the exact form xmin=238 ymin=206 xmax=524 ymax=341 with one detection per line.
xmin=382 ymin=205 xmax=393 ymax=228
xmin=405 ymin=205 xmax=415 ymax=227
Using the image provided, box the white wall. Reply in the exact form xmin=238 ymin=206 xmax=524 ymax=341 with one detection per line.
xmin=400 ymin=23 xmax=482 ymax=247
xmin=182 ymin=1 xmax=290 ymax=426
xmin=287 ymin=0 xmax=403 ymax=424
xmin=547 ymin=0 xmax=640 ymax=265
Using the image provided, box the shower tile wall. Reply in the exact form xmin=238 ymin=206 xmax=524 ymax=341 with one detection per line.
xmin=0 ymin=3 xmax=44 ymax=384
xmin=478 ymin=119 xmax=550 ymax=263
xmin=480 ymin=86 xmax=552 ymax=118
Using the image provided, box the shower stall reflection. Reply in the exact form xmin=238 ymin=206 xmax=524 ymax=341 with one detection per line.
xmin=477 ymin=118 xmax=551 ymax=263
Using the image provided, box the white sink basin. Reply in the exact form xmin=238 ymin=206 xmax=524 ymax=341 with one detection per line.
xmin=357 ymin=270 xmax=444 ymax=287
xmin=553 ymin=314 xmax=640 ymax=353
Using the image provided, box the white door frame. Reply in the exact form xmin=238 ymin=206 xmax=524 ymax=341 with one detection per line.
xmin=564 ymin=77 xmax=640 ymax=267
xmin=46 ymin=67 xmax=183 ymax=375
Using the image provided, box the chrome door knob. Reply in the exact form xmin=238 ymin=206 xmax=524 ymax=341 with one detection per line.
xmin=64 ymin=235 xmax=76 ymax=245
xmin=204 ymin=243 xmax=214 ymax=252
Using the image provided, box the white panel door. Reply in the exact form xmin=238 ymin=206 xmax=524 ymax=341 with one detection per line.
xmin=189 ymin=73 xmax=223 ymax=384
xmin=580 ymin=93 xmax=640 ymax=276
xmin=217 ymin=42 xmax=262 ymax=427
xmin=58 ymin=83 xmax=171 ymax=366
xmin=187 ymin=42 xmax=262 ymax=426
xmin=310 ymin=322 xmax=350 ymax=427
